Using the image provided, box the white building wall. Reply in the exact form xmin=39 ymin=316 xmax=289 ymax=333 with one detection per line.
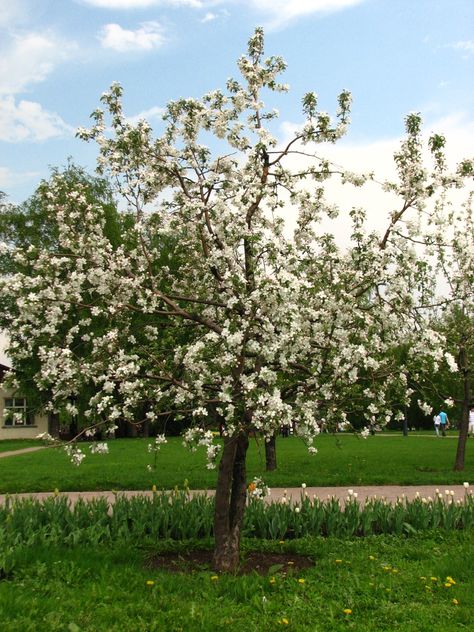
xmin=0 ymin=387 xmax=49 ymax=440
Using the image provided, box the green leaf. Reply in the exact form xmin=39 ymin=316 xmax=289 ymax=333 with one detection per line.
xmin=267 ymin=563 xmax=284 ymax=575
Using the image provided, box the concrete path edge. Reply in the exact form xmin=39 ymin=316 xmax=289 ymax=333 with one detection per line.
xmin=0 ymin=485 xmax=472 ymax=506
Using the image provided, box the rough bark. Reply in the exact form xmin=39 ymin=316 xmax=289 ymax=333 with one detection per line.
xmin=265 ymin=434 xmax=277 ymax=471
xmin=454 ymin=344 xmax=470 ymax=471
xmin=212 ymin=432 xmax=249 ymax=572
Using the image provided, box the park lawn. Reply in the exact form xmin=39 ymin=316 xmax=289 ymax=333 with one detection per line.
xmin=0 ymin=530 xmax=472 ymax=631
xmin=0 ymin=439 xmax=41 ymax=453
xmin=0 ymin=434 xmax=473 ymax=493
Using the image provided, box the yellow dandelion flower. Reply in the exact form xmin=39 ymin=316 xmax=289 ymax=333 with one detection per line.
xmin=152 ymin=484 xmax=157 ymax=492
xmin=444 ymin=583 xmax=452 ymax=588
xmin=211 ymin=575 xmax=219 ymax=581
xmin=269 ymin=578 xmax=276 ymax=584
xmin=335 ymin=559 xmax=343 ymax=564
xmin=420 ymin=576 xmax=426 ymax=580
xmin=287 ymin=561 xmax=294 ymax=565
xmin=298 ymin=578 xmax=305 ymax=584
xmin=279 ymin=540 xmax=285 ymax=544
xmin=452 ymin=598 xmax=459 ymax=605
xmin=343 ymin=609 xmax=352 ymax=615
xmin=146 ymin=580 xmax=155 ymax=586
xmin=280 ymin=618 xmax=289 ymax=625
xmin=430 ymin=576 xmax=438 ymax=581
xmin=369 ymin=555 xmax=375 ymax=560
xmin=392 ymin=569 xmax=399 ymax=574
xmin=446 ymin=576 xmax=456 ymax=584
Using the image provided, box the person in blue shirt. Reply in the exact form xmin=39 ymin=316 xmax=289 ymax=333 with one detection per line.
xmin=438 ymin=410 xmax=449 ymax=437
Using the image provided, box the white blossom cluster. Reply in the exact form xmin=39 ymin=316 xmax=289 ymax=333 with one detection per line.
xmin=183 ymin=427 xmax=221 ymax=469
xmin=64 ymin=445 xmax=86 ymax=467
xmin=89 ymin=442 xmax=109 ymax=455
xmin=248 ymin=476 xmax=271 ymax=500
xmin=148 ymin=434 xmax=167 ymax=453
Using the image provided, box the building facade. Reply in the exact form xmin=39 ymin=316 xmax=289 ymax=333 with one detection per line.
xmin=0 ymin=363 xmax=49 ymax=440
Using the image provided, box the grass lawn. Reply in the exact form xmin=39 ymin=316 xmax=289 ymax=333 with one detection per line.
xmin=0 ymin=439 xmax=41 ymax=453
xmin=0 ymin=433 xmax=473 ymax=493
xmin=0 ymin=530 xmax=472 ymax=631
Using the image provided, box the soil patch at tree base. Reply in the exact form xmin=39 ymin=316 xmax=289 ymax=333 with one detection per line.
xmin=147 ymin=550 xmax=314 ymax=575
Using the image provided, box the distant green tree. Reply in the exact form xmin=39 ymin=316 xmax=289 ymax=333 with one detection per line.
xmin=0 ymin=164 xmax=196 ymax=437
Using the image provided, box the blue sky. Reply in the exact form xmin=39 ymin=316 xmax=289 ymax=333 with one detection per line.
xmin=0 ymin=0 xmax=473 ymax=204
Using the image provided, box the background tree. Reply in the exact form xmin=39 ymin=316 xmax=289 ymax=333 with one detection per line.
xmin=0 ymin=165 xmax=124 ymax=430
xmin=0 ymin=164 xmax=195 ymax=438
xmin=1 ymin=30 xmax=467 ymax=571
xmin=387 ymin=147 xmax=474 ymax=467
xmin=416 ymin=182 xmax=474 ymax=469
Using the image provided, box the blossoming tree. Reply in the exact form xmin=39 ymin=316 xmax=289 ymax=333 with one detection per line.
xmin=1 ymin=30 xmax=467 ymax=571
xmin=420 ymin=170 xmax=474 ymax=470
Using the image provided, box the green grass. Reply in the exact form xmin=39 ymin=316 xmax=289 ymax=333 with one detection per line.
xmin=0 ymin=434 xmax=473 ymax=493
xmin=0 ymin=439 xmax=41 ymax=453
xmin=0 ymin=530 xmax=472 ymax=631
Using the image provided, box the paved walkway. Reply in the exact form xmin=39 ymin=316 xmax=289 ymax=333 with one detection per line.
xmin=0 ymin=446 xmax=46 ymax=459
xmin=0 ymin=485 xmax=471 ymax=507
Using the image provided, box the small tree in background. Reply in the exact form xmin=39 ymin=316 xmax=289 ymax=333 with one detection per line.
xmin=421 ymin=179 xmax=474 ymax=470
xmin=1 ymin=30 xmax=469 ymax=571
xmin=388 ymin=144 xmax=474 ymax=467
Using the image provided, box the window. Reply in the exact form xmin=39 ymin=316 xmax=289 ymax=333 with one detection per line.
xmin=3 ymin=397 xmax=34 ymax=426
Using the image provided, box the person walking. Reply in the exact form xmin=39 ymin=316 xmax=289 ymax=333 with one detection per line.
xmin=468 ymin=406 xmax=474 ymax=438
xmin=433 ymin=413 xmax=441 ymax=437
xmin=438 ymin=409 xmax=449 ymax=437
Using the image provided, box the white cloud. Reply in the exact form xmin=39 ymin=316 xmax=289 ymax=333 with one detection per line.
xmin=0 ymin=97 xmax=73 ymax=142
xmin=0 ymin=33 xmax=75 ymax=96
xmin=246 ymin=0 xmax=365 ymax=29
xmin=201 ymin=11 xmax=218 ymax=22
xmin=126 ymin=105 xmax=165 ymax=125
xmin=82 ymin=0 xmax=203 ymax=8
xmin=424 ymin=112 xmax=474 ymax=163
xmin=0 ymin=166 xmax=40 ymax=190
xmin=0 ymin=1 xmax=29 ymax=28
xmin=81 ymin=0 xmax=361 ymax=27
xmin=99 ymin=21 xmax=166 ymax=51
xmin=452 ymin=40 xmax=474 ymax=55
xmin=278 ymin=112 xmax=474 ymax=243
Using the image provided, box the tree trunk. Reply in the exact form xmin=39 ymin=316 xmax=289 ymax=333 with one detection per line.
xmin=48 ymin=413 xmax=60 ymax=438
xmin=454 ymin=344 xmax=470 ymax=471
xmin=212 ymin=432 xmax=249 ymax=572
xmin=265 ymin=433 xmax=277 ymax=471
xmin=128 ymin=421 xmax=138 ymax=437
